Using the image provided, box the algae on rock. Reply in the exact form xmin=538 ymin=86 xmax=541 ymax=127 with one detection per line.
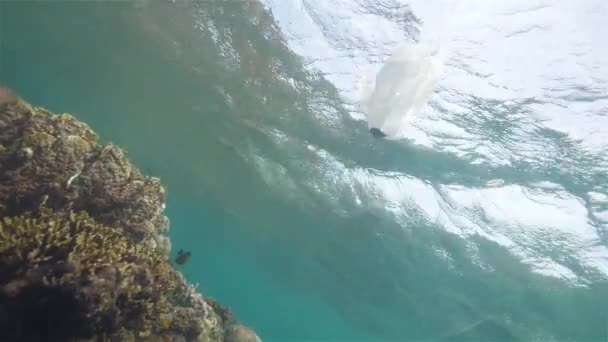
xmin=0 ymin=86 xmax=260 ymax=342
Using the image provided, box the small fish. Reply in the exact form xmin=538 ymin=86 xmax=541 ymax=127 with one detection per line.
xmin=175 ymin=249 xmax=191 ymax=265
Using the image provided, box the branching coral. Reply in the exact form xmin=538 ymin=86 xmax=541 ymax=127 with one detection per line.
xmin=0 ymin=208 xmax=217 ymax=341
xmin=0 ymin=87 xmax=260 ymax=341
xmin=0 ymin=88 xmax=169 ymax=251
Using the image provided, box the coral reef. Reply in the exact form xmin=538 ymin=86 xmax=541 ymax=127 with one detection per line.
xmin=0 ymin=86 xmax=260 ymax=341
xmin=0 ymin=86 xmax=169 ymax=252
xmin=0 ymin=208 xmax=215 ymax=341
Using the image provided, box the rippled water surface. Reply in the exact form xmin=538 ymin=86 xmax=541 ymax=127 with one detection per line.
xmin=1 ymin=0 xmax=607 ymax=340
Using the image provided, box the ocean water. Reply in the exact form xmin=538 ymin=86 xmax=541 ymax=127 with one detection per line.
xmin=1 ymin=1 xmax=607 ymax=341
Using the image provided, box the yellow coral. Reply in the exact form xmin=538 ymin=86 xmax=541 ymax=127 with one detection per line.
xmin=0 ymin=208 xmax=205 ymax=341
xmin=0 ymin=89 xmax=250 ymax=342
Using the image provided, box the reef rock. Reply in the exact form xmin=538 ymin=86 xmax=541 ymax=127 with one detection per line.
xmin=0 ymin=86 xmax=169 ymax=250
xmin=0 ymin=86 xmax=260 ymax=342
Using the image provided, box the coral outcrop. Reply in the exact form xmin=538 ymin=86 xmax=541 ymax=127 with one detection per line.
xmin=0 ymin=86 xmax=169 ymax=253
xmin=0 ymin=86 xmax=260 ymax=341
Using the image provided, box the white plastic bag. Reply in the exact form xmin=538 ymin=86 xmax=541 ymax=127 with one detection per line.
xmin=360 ymin=42 xmax=442 ymax=139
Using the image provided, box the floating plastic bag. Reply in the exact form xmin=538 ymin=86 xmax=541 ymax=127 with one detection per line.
xmin=360 ymin=42 xmax=442 ymax=139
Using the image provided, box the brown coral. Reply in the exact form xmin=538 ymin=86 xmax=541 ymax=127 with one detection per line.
xmin=0 ymin=208 xmax=215 ymax=341
xmin=0 ymin=88 xmax=260 ymax=342
xmin=0 ymin=93 xmax=169 ymax=249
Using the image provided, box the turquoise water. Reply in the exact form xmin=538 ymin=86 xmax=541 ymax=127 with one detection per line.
xmin=2 ymin=1 xmax=607 ymax=341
